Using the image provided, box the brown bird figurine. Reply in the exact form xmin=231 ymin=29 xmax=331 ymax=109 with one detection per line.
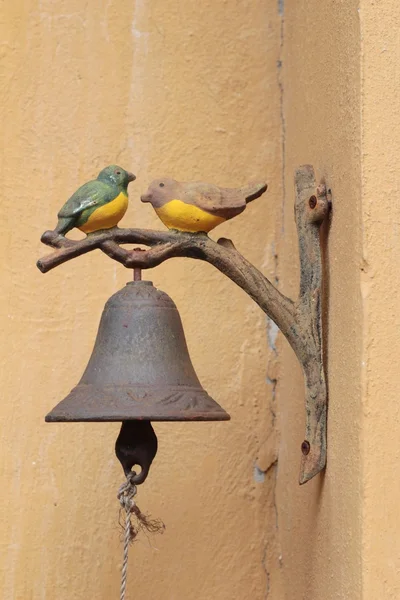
xmin=140 ymin=178 xmax=268 ymax=233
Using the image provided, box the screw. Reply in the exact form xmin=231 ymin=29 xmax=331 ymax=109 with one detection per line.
xmin=301 ymin=440 xmax=310 ymax=455
xmin=309 ymin=195 xmax=317 ymax=209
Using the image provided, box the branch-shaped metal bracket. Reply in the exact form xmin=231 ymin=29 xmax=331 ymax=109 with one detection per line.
xmin=38 ymin=165 xmax=330 ymax=484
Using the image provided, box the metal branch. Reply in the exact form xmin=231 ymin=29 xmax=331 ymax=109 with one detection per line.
xmin=37 ymin=165 xmax=329 ymax=484
xmin=38 ymin=227 xmax=296 ymax=340
xmin=37 ymin=228 xmax=176 ymax=272
xmin=292 ymin=165 xmax=329 ymax=483
xmin=99 ymin=239 xmax=185 ymax=269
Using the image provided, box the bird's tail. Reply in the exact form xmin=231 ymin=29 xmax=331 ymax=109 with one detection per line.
xmin=243 ymin=182 xmax=268 ymax=204
xmin=54 ymin=217 xmax=72 ymax=235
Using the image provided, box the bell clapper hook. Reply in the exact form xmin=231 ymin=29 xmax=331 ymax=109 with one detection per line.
xmin=115 ymin=420 xmax=158 ymax=485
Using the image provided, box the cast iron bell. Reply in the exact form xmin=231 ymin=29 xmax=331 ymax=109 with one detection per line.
xmin=46 ymin=280 xmax=229 ymax=422
xmin=46 ymin=279 xmax=229 ymax=483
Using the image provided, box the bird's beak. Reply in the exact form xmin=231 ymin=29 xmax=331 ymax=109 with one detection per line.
xmin=127 ymin=172 xmax=136 ymax=183
xmin=140 ymin=193 xmax=151 ymax=203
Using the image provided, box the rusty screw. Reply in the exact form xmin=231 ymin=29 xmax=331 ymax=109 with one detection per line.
xmin=301 ymin=440 xmax=311 ymax=455
xmin=309 ymin=195 xmax=317 ymax=209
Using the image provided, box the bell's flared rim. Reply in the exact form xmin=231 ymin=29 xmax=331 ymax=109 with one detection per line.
xmin=45 ymin=383 xmax=230 ymax=422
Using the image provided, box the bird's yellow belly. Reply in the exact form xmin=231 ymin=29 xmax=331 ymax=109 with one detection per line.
xmin=155 ymin=199 xmax=225 ymax=233
xmin=79 ymin=192 xmax=128 ymax=234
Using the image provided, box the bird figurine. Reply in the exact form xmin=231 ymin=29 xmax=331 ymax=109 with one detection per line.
xmin=140 ymin=177 xmax=268 ymax=233
xmin=54 ymin=165 xmax=136 ymax=235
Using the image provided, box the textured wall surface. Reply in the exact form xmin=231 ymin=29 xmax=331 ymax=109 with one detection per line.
xmin=276 ymin=1 xmax=363 ymax=599
xmin=0 ymin=1 xmax=282 ymax=598
xmin=2 ymin=1 xmax=399 ymax=599
xmin=276 ymin=1 xmax=400 ymax=599
xmin=360 ymin=1 xmax=400 ymax=597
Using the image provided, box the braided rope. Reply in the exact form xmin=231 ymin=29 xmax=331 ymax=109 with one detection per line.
xmin=117 ymin=474 xmax=165 ymax=599
xmin=117 ymin=475 xmax=137 ymax=600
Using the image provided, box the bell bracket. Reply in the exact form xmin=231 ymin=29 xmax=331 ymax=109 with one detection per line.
xmin=38 ymin=165 xmax=330 ymax=485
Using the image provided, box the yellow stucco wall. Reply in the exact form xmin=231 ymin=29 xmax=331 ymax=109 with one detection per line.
xmin=276 ymin=1 xmax=400 ymax=599
xmin=1 ymin=1 xmax=399 ymax=599
xmin=0 ymin=1 xmax=282 ymax=598
xmin=360 ymin=1 xmax=400 ymax=597
xmin=276 ymin=1 xmax=363 ymax=598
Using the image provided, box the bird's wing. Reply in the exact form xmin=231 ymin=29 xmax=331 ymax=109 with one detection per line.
xmin=182 ymin=182 xmax=246 ymax=215
xmin=183 ymin=181 xmax=268 ymax=216
xmin=57 ymin=181 xmax=113 ymax=219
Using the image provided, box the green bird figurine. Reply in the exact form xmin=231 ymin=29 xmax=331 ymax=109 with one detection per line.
xmin=55 ymin=165 xmax=136 ymax=235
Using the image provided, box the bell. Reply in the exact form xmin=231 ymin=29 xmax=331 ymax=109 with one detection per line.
xmin=46 ymin=279 xmax=229 ymax=484
xmin=46 ymin=280 xmax=230 ymax=423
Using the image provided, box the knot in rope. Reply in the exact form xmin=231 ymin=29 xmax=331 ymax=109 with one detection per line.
xmin=117 ymin=473 xmax=138 ymax=515
xmin=117 ymin=472 xmax=165 ymax=600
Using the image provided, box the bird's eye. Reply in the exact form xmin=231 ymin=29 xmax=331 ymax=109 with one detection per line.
xmin=159 ymin=182 xmax=164 ymax=187
xmin=116 ymin=171 xmax=121 ymax=175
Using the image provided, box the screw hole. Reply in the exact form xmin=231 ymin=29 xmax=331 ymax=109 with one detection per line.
xmin=309 ymin=195 xmax=317 ymax=209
